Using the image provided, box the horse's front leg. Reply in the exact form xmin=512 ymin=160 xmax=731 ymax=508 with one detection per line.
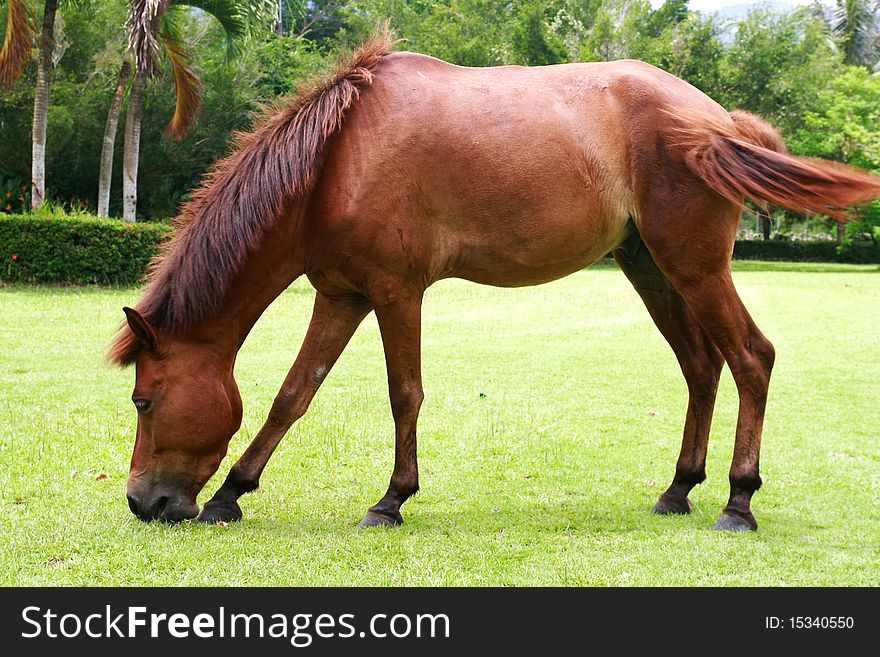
xmin=197 ymin=292 xmax=372 ymax=523
xmin=358 ymin=291 xmax=424 ymax=527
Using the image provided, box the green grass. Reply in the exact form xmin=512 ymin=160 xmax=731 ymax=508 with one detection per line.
xmin=1 ymin=262 xmax=878 ymax=586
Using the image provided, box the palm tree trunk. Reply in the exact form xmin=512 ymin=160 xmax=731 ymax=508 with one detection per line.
xmin=31 ymin=0 xmax=59 ymax=210
xmin=97 ymin=60 xmax=131 ymax=218
xmin=759 ymin=208 xmax=771 ymax=240
xmin=122 ymin=68 xmax=146 ymax=222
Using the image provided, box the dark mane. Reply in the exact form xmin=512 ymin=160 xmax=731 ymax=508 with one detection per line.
xmin=108 ymin=25 xmax=394 ymax=366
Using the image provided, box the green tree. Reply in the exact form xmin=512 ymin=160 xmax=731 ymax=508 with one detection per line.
xmin=788 ymin=65 xmax=880 ymax=240
xmin=789 ymin=65 xmax=880 ymax=168
xmin=830 ymin=0 xmax=879 ymax=67
xmin=122 ymin=0 xmax=268 ymax=221
xmin=579 ymin=0 xmax=674 ymax=63
xmin=510 ymin=1 xmax=567 ymax=66
xmin=0 ymin=0 xmax=74 ymax=208
xmin=347 ymin=0 xmax=518 ymax=66
xmin=0 ymin=1 xmax=89 ymax=209
xmin=719 ymin=9 xmax=841 ymax=134
xmin=276 ymin=0 xmax=347 ymax=45
xmin=654 ymin=14 xmax=724 ymax=95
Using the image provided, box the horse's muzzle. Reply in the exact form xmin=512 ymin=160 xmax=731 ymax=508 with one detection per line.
xmin=126 ymin=488 xmax=199 ymax=522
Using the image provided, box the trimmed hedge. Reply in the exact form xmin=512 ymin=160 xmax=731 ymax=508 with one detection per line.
xmin=1 ymin=213 xmax=877 ymax=286
xmin=0 ymin=213 xmax=172 ymax=285
xmin=733 ymin=239 xmax=879 ymax=263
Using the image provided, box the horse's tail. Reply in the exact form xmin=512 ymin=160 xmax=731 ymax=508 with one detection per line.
xmin=663 ymin=108 xmax=880 ymax=219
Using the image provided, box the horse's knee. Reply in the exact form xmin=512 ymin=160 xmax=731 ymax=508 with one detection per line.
xmin=390 ymin=383 xmax=423 ymax=420
xmin=267 ymin=389 xmax=309 ymax=428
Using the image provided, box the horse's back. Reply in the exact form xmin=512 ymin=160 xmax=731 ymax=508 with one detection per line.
xmin=307 ymin=51 xmax=728 ymax=292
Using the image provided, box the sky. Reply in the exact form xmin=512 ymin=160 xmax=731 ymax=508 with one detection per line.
xmin=649 ymin=0 xmax=831 ymax=10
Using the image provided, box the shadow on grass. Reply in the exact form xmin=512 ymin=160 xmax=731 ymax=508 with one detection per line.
xmin=161 ymin=497 xmax=735 ymax=539
xmin=730 ymin=260 xmax=880 ymax=274
xmin=587 ymin=259 xmax=879 ymax=274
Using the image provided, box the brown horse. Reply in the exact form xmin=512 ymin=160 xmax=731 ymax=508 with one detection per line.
xmin=109 ymin=26 xmax=880 ymax=531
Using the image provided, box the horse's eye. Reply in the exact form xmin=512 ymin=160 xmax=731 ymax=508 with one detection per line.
xmin=133 ymin=399 xmax=152 ymax=413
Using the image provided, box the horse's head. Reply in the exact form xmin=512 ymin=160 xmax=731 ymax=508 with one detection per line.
xmin=121 ymin=307 xmax=242 ymax=522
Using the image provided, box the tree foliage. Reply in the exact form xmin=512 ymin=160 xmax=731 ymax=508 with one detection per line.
xmin=0 ymin=0 xmax=879 ymax=229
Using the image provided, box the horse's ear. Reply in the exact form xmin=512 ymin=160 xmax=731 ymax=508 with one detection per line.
xmin=123 ymin=307 xmax=159 ymax=352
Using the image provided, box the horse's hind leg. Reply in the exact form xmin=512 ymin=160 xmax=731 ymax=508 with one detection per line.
xmin=613 ymin=229 xmax=724 ymax=516
xmin=358 ymin=291 xmax=424 ymax=528
xmin=197 ymin=292 xmax=372 ymax=523
xmin=637 ymin=197 xmax=775 ymax=531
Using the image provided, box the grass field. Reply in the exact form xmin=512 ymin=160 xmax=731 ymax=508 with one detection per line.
xmin=1 ymin=261 xmax=878 ymax=586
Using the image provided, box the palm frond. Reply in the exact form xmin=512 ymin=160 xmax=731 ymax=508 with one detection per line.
xmin=127 ymin=0 xmax=166 ymax=75
xmin=831 ymin=0 xmax=879 ymax=65
xmin=170 ymin=0 xmax=270 ymax=54
xmin=170 ymin=0 xmax=245 ymax=37
xmin=158 ymin=30 xmax=203 ymax=140
xmin=0 ymin=0 xmax=35 ymax=87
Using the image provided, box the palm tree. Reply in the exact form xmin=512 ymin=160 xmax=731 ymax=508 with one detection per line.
xmin=122 ymin=0 xmax=266 ymax=221
xmin=0 ymin=1 xmax=34 ymax=87
xmin=0 ymin=1 xmax=90 ymax=209
xmin=830 ymin=0 xmax=879 ymax=67
xmin=0 ymin=0 xmax=60 ymax=209
xmin=30 ymin=0 xmax=59 ymax=209
xmin=97 ymin=59 xmax=130 ymax=217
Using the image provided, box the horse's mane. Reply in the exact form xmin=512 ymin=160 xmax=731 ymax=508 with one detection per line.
xmin=108 ymin=25 xmax=394 ymax=366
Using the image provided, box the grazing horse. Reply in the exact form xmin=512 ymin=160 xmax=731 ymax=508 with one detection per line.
xmin=110 ymin=26 xmax=880 ymax=531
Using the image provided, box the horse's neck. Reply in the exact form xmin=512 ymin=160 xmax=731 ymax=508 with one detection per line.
xmin=196 ymin=203 xmax=308 ymax=355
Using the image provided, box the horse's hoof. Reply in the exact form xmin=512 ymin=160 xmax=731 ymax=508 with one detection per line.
xmin=651 ymin=493 xmax=692 ymax=515
xmin=711 ymin=509 xmax=757 ymax=532
xmin=197 ymin=499 xmax=243 ymax=524
xmin=357 ymin=510 xmax=403 ymax=528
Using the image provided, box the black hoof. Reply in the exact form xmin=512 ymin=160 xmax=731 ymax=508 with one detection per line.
xmin=712 ymin=509 xmax=757 ymax=532
xmin=357 ymin=510 xmax=403 ymax=528
xmin=651 ymin=493 xmax=692 ymax=515
xmin=197 ymin=499 xmax=243 ymax=524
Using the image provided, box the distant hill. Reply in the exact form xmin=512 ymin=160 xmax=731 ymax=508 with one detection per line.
xmin=692 ymin=1 xmax=826 ymax=43
xmin=698 ymin=1 xmax=815 ymax=20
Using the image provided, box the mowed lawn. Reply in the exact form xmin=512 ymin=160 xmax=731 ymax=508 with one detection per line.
xmin=0 ymin=262 xmax=877 ymax=586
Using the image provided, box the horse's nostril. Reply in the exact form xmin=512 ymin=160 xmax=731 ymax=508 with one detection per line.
xmin=127 ymin=494 xmax=141 ymax=516
xmin=127 ymin=493 xmax=170 ymax=521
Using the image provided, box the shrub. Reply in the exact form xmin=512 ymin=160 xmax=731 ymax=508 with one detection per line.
xmin=1 ymin=213 xmax=172 ymax=285
xmin=733 ymin=239 xmax=879 ymax=263
xmin=0 ymin=177 xmax=30 ymax=214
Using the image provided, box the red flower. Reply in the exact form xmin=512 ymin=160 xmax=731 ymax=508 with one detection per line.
xmin=11 ymin=254 xmax=20 ymax=262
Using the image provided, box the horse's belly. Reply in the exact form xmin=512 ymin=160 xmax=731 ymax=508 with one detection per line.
xmin=456 ymin=253 xmax=602 ymax=287
xmin=449 ymin=212 xmax=629 ymax=287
